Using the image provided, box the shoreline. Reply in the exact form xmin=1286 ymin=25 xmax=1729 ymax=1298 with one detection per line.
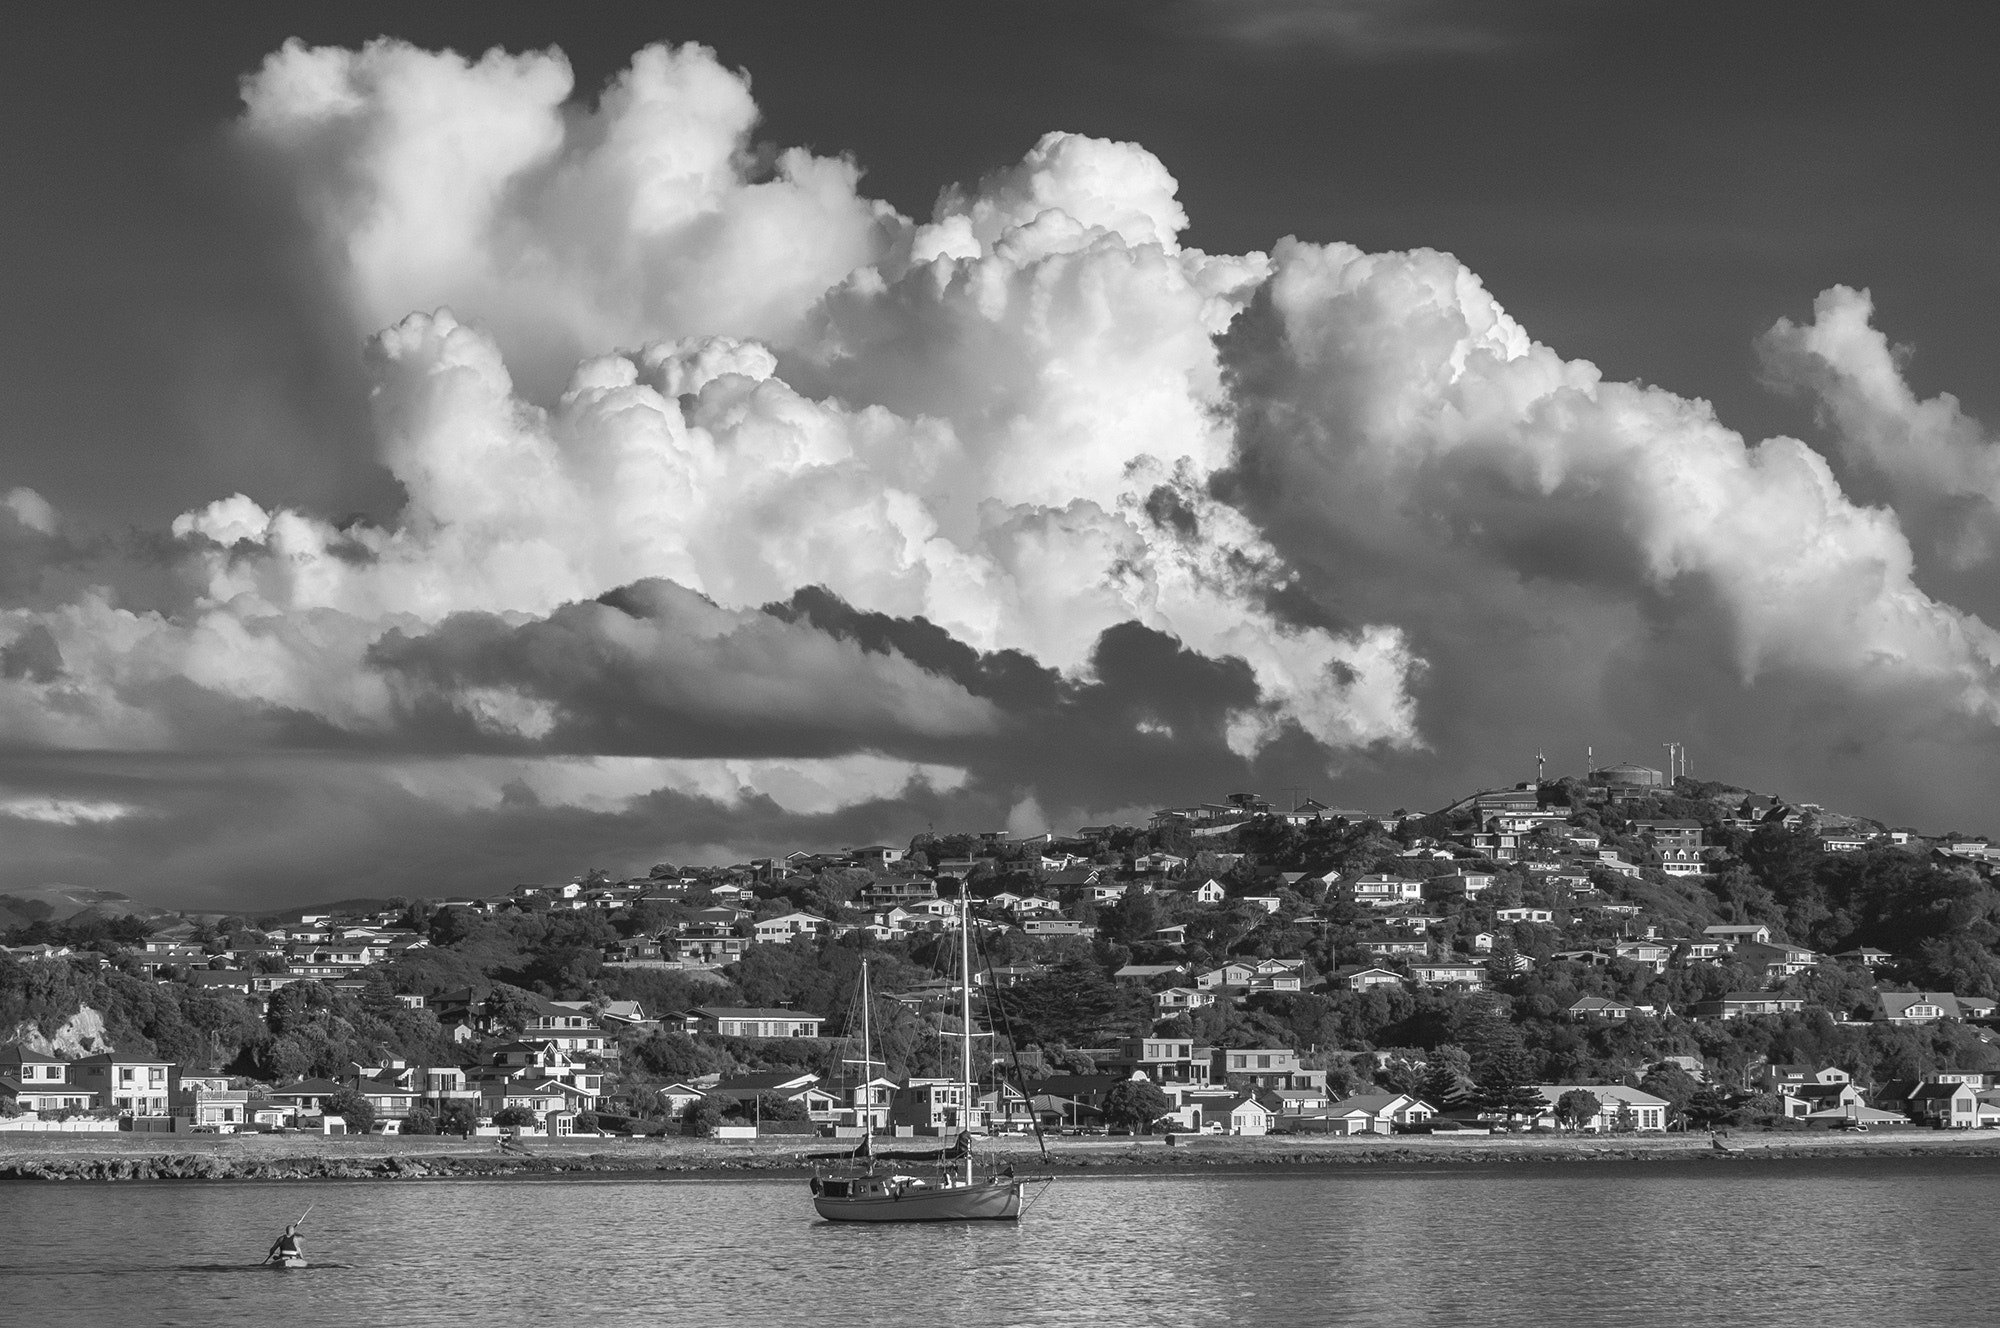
xmin=7 ymin=1127 xmax=2000 ymax=1182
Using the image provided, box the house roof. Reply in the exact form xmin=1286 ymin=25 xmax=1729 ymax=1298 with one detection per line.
xmin=1879 ymin=991 xmax=1960 ymax=1016
xmin=688 ymin=1006 xmax=825 ymax=1021
xmin=712 ymin=1071 xmax=818 ymax=1093
xmin=1327 ymin=1093 xmax=1418 ymax=1115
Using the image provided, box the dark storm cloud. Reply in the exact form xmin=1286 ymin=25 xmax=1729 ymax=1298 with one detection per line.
xmin=365 ymin=578 xmax=999 ymax=758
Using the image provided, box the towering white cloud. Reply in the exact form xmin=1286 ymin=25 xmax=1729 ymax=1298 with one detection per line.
xmin=1760 ymin=285 xmax=2000 ymax=567
xmin=238 ymin=39 xmax=900 ymax=391
xmin=1232 ymin=242 xmax=2000 ymax=717
xmin=5 ymin=37 xmax=2000 ymax=901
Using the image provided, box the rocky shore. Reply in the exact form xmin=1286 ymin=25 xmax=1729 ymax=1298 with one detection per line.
xmin=7 ymin=1125 xmax=2000 ymax=1183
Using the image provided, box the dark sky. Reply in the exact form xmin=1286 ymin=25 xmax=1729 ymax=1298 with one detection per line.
xmin=5 ymin=1 xmax=1999 ymax=907
xmin=10 ymin=2 xmax=1995 ymax=527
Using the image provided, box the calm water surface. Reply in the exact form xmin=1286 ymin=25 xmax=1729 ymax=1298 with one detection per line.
xmin=1 ymin=1158 xmax=1993 ymax=1326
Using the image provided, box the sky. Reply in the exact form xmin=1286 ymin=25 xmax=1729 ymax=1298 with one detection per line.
xmin=4 ymin=1 xmax=2000 ymax=908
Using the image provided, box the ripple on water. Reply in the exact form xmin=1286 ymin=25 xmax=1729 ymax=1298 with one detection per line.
xmin=2 ymin=1160 xmax=1996 ymax=1326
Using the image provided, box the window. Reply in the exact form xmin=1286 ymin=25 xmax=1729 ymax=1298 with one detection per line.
xmin=120 ymin=1068 xmax=134 ymax=1085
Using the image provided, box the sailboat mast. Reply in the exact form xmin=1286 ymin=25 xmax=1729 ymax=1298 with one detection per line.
xmin=859 ymin=958 xmax=872 ymax=1135
xmin=959 ymin=878 xmax=973 ymax=1184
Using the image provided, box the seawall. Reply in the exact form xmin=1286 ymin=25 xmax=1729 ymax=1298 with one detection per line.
xmin=8 ymin=1127 xmax=2000 ymax=1182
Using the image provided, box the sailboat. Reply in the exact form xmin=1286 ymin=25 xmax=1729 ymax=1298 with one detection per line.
xmin=809 ymin=884 xmax=1045 ymax=1222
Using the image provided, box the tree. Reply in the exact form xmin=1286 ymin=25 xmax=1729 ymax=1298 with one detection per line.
xmin=753 ymin=1092 xmax=810 ymax=1123
xmin=492 ymin=1105 xmax=538 ymax=1129
xmin=1637 ymin=1063 xmax=1700 ymax=1126
xmin=1100 ymin=1079 xmax=1174 ymax=1134
xmin=401 ymin=1106 xmax=438 ymax=1135
xmin=573 ymin=1109 xmax=601 ymax=1135
xmin=1553 ymin=1089 xmax=1603 ymax=1130
xmin=1686 ymin=1084 xmax=1734 ymax=1130
xmin=684 ymin=1093 xmax=731 ymax=1136
xmin=438 ymin=1101 xmax=480 ymax=1137
xmin=327 ymin=1087 xmax=376 ymax=1134
xmin=1610 ymin=1100 xmax=1639 ymax=1133
xmin=484 ymin=984 xmax=544 ymax=1034
xmin=1419 ymin=1044 xmax=1472 ymax=1109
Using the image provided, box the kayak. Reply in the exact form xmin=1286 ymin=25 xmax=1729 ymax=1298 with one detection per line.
xmin=270 ymin=1253 xmax=308 ymax=1269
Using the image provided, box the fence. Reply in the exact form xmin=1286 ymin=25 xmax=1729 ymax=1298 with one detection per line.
xmin=0 ymin=1117 xmax=121 ymax=1133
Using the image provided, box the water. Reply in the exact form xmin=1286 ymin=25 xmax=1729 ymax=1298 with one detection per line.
xmin=1 ymin=1159 xmax=1993 ymax=1326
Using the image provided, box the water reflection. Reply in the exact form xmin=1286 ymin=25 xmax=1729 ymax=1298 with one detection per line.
xmin=1 ymin=1160 xmax=1993 ymax=1326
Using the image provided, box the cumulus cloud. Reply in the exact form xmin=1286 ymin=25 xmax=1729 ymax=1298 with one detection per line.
xmin=1223 ymin=241 xmax=2000 ymax=725
xmin=237 ymin=38 xmax=901 ymax=395
xmin=6 ymin=37 xmax=2000 ymax=902
xmin=1760 ymin=285 xmax=2000 ymax=568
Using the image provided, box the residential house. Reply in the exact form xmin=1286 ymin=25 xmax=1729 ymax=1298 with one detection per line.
xmin=1728 ymin=940 xmax=1818 ymax=980
xmin=1197 ymin=962 xmax=1259 ymax=990
xmin=1351 ymin=874 xmax=1424 ymax=908
xmin=1363 ymin=938 xmax=1429 ymax=959
xmin=1154 ymin=987 xmax=1216 ymax=1013
xmin=1318 ymin=1092 xmax=1435 ymax=1134
xmin=1183 ymin=1089 xmax=1275 ymax=1136
xmin=169 ymin=1072 xmax=250 ymax=1130
xmin=1424 ymin=872 xmax=1496 ymax=901
xmin=518 ymin=996 xmax=613 ymax=1058
xmin=1530 ymin=1084 xmax=1671 ymax=1131
xmin=709 ymin=1071 xmax=844 ymax=1126
xmin=1612 ymin=941 xmax=1672 ymax=973
xmin=1877 ymin=991 xmax=1963 ymax=1025
xmin=347 ymin=1064 xmax=422 ymax=1128
xmin=1022 ymin=1073 xmax=1127 ymax=1130
xmin=1214 ymin=1047 xmax=1327 ymax=1092
xmin=655 ymin=1080 xmax=712 ymax=1120
xmin=890 ymin=1077 xmax=984 ymax=1133
xmin=857 ymin=877 xmax=935 ymax=910
xmin=1703 ymin=924 xmax=1773 ymax=946
xmin=849 ymin=845 xmax=908 ymax=872
xmin=1020 ymin=919 xmax=1096 ymax=938
xmin=1332 ymin=965 xmax=1405 ymax=991
xmin=1409 ymin=962 xmax=1488 ymax=990
xmin=1657 ymin=848 xmax=1708 ymax=877
xmin=1114 ymin=964 xmax=1188 ymax=982
xmin=1780 ymin=1079 xmax=1868 ymax=1121
xmin=682 ymin=1007 xmax=826 ymax=1039
xmin=1243 ymin=1067 xmax=1321 ymax=1107
xmin=752 ymin=911 xmax=830 ymax=945
xmin=1495 ymin=907 xmax=1555 ymax=925
xmin=265 ymin=1077 xmax=346 ymax=1124
xmin=1115 ymin=1037 xmax=1213 ymax=1089
xmin=1893 ymin=1080 xmax=1981 ymax=1129
xmin=70 ymin=1052 xmax=173 ymax=1117
xmin=1630 ymin=819 xmax=1703 ymax=851
xmin=0 ymin=1046 xmax=96 ymax=1113
xmin=1696 ymin=992 xmax=1807 ymax=1019
xmin=1567 ymin=996 xmax=1648 ymax=1020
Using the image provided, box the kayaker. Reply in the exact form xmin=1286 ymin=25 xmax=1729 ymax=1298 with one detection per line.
xmin=267 ymin=1224 xmax=304 ymax=1264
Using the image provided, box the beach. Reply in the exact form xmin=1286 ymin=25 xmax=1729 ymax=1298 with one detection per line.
xmin=7 ymin=1126 xmax=2000 ymax=1182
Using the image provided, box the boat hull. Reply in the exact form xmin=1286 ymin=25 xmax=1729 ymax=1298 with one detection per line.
xmin=813 ymin=1177 xmax=1022 ymax=1222
xmin=270 ymin=1255 xmax=308 ymax=1269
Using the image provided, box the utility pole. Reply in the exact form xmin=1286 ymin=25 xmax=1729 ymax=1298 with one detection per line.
xmin=1535 ymin=750 xmax=1546 ymax=785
